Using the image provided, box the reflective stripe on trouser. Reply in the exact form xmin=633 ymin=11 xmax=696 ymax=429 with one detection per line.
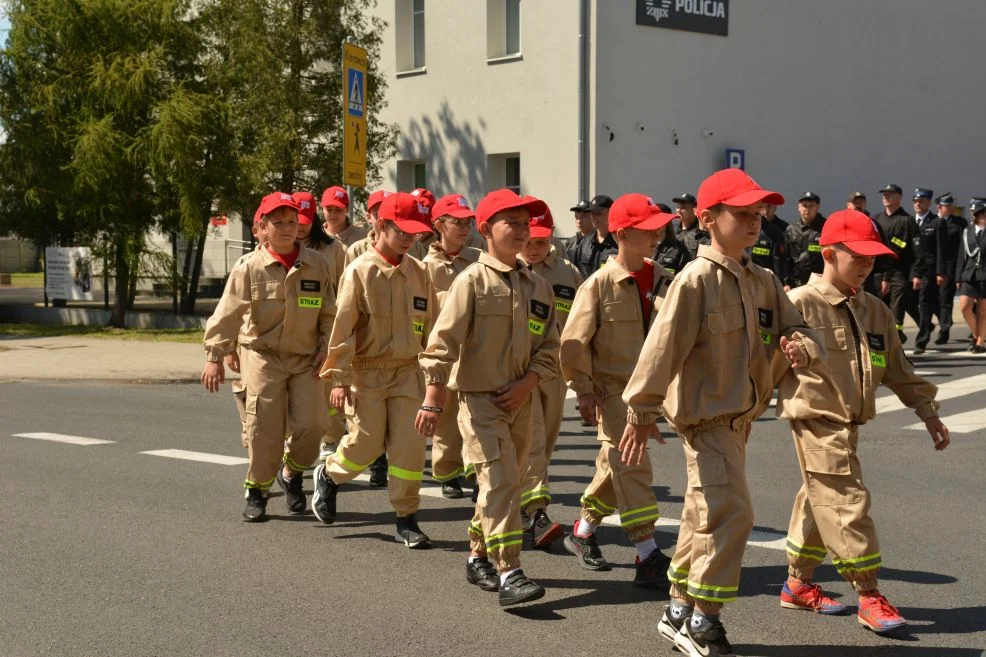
xmin=431 ymin=389 xmax=465 ymax=482
xmin=786 ymin=418 xmax=881 ymax=590
xmin=241 ymin=349 xmax=328 ymax=490
xmin=520 ymin=375 xmax=566 ymax=514
xmin=669 ymin=423 xmax=753 ymax=605
xmin=579 ymin=393 xmax=659 ymax=543
xmin=459 ymin=391 xmax=533 ymax=572
xmin=324 ymin=364 xmax=426 ymax=517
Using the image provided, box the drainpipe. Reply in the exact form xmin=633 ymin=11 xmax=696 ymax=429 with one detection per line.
xmin=578 ymin=0 xmax=590 ymax=202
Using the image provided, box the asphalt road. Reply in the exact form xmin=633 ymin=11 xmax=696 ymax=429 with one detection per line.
xmin=1 ymin=345 xmax=984 ymax=657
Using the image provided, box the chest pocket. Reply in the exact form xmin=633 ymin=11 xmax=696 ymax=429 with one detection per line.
xmin=706 ymin=303 xmax=747 ymax=358
xmin=476 ymin=293 xmax=513 ymax=337
xmin=251 ymin=280 xmax=284 ymax=303
xmin=822 ymin=326 xmax=848 ymax=351
xmin=600 ymin=300 xmax=640 ymax=339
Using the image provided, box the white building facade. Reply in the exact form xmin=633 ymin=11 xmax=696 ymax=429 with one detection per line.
xmin=370 ymin=0 xmax=986 ymax=236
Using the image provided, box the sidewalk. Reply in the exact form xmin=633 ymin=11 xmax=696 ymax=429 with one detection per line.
xmin=0 ymin=336 xmax=238 ymax=383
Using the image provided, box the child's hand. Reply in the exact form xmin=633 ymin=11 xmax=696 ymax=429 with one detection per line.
xmin=618 ymin=423 xmax=663 ymax=465
xmin=201 ymin=361 xmax=225 ymax=393
xmin=415 ymin=409 xmax=440 ymax=438
xmin=494 ymin=372 xmax=539 ymax=412
xmin=780 ymin=336 xmax=807 ymax=368
xmin=925 ymin=416 xmax=950 ymax=451
xmin=225 ymin=352 xmax=241 ymax=373
xmin=330 ymin=386 xmax=352 ymax=413
xmin=577 ymin=392 xmax=599 ymax=426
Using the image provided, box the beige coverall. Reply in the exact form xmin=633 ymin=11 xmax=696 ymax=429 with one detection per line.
xmin=310 ymin=237 xmax=349 ymax=448
xmin=319 ymin=249 xmax=438 ymax=517
xmin=561 ymin=258 xmax=671 ymax=542
xmin=203 ymin=244 xmax=336 ymax=489
xmin=775 ymin=274 xmax=939 ymax=591
xmin=624 ymin=245 xmax=822 ymax=605
xmin=419 ymin=251 xmax=560 ymax=572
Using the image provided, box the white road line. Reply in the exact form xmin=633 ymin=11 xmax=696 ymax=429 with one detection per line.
xmin=906 ymin=409 xmax=985 ymax=435
xmin=601 ymin=514 xmax=787 ymax=552
xmin=11 ymin=432 xmax=114 ymax=446
xmin=876 ymin=373 xmax=986 ymax=413
xmin=140 ymin=449 xmax=249 ymax=465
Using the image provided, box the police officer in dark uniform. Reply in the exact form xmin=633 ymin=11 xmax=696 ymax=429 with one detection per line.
xmin=653 ymin=202 xmax=691 ymax=275
xmin=565 ymin=199 xmax=593 ymax=261
xmin=671 ymin=192 xmax=710 ymax=259
xmin=571 ymin=194 xmax=617 ymax=278
xmin=934 ymin=193 xmax=966 ymax=344
xmin=874 ymin=183 xmax=925 ymax=343
xmin=785 ymin=192 xmax=826 ymax=288
xmin=956 ymin=199 xmax=986 ymax=353
xmin=751 ymin=205 xmax=790 ymax=281
xmin=847 ymin=191 xmax=869 ymax=216
xmin=912 ymin=188 xmax=940 ymax=353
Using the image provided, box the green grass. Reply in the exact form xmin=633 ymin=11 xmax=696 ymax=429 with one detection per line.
xmin=7 ymin=272 xmax=44 ymax=287
xmin=0 ymin=323 xmax=204 ymax=344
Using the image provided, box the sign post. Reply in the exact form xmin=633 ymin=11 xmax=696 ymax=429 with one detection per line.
xmin=342 ymin=40 xmax=368 ymax=188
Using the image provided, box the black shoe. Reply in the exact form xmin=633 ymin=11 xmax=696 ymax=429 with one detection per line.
xmin=470 ymin=478 xmax=479 ymax=504
xmin=466 ymin=558 xmax=500 ymax=592
xmin=311 ymin=464 xmax=338 ymax=525
xmin=396 ymin=514 xmax=431 ymax=549
xmin=657 ymin=605 xmax=691 ymax=645
xmin=242 ymin=488 xmax=268 ymax=522
xmin=563 ymin=532 xmax=611 ymax=571
xmin=674 ymin=615 xmax=734 ymax=657
xmin=498 ymin=569 xmax=545 ymax=607
xmin=276 ymin=467 xmax=306 ymax=514
xmin=973 ymin=344 xmax=986 ymax=354
xmin=529 ymin=510 xmax=563 ymax=549
xmin=898 ymin=331 xmax=908 ymax=344
xmin=442 ymin=478 xmax=465 ymax=499
xmin=934 ymin=333 xmax=949 ymax=345
xmin=369 ymin=454 xmax=388 ymax=487
xmin=633 ymin=548 xmax=672 ymax=589
xmin=912 ymin=346 xmax=925 ymax=355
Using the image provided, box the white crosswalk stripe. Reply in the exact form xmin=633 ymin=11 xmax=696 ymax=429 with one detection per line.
xmin=599 ymin=514 xmax=787 ymax=551
xmin=906 ymin=409 xmax=985 ymax=435
xmin=11 ymin=432 xmax=114 ymax=446
xmin=140 ymin=449 xmax=249 ymax=465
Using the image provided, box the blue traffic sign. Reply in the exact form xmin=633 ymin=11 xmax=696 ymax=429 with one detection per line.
xmin=347 ymin=69 xmax=365 ymax=118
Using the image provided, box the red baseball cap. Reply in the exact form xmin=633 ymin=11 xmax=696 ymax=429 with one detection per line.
xmin=696 ymin=169 xmax=785 ymax=213
xmin=475 ymin=189 xmax=547 ymax=228
xmin=820 ymin=209 xmax=896 ymax=257
xmin=377 ymin=192 xmax=435 ymax=235
xmin=257 ymin=191 xmax=300 ymax=217
xmin=321 ymin=185 xmax=349 ymax=209
xmin=411 ymin=188 xmax=435 ymax=208
xmin=432 ymin=194 xmax=475 ymax=222
xmin=529 ymin=205 xmax=555 ymax=238
xmin=252 ymin=206 xmax=263 ymax=227
xmin=608 ymin=194 xmax=676 ymax=232
xmin=367 ymin=189 xmax=392 ymax=212
xmin=292 ymin=191 xmax=317 ymax=225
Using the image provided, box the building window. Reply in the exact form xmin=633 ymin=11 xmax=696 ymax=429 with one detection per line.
xmin=397 ymin=160 xmax=427 ymax=191
xmin=413 ymin=162 xmax=427 ymax=189
xmin=487 ymin=153 xmax=520 ymax=194
xmin=396 ymin=0 xmax=426 ymax=73
xmin=487 ymin=0 xmax=522 ymax=61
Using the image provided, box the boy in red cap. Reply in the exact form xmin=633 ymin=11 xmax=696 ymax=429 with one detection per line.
xmin=774 ymin=208 xmax=949 ymax=634
xmin=517 ymin=203 xmax=583 ymax=548
xmin=622 ymin=170 xmax=822 ymax=656
xmin=202 ymin=192 xmax=336 ymax=521
xmin=321 ymin=185 xmax=367 ymax=248
xmin=422 ymin=193 xmax=484 ymax=499
xmin=347 ymin=190 xmax=430 ymax=263
xmin=312 ymin=192 xmax=439 ymax=549
xmin=416 ymin=189 xmax=559 ymax=607
xmin=559 ymin=194 xmax=674 ymax=583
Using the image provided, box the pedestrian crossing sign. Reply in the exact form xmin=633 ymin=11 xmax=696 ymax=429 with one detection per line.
xmin=347 ymin=69 xmax=364 ymax=118
xmin=343 ymin=41 xmax=368 ymax=187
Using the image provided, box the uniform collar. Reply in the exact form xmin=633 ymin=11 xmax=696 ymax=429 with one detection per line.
xmin=807 ymin=273 xmax=856 ymax=306
xmin=258 ymin=241 xmax=315 ymax=269
xmin=520 ymin=246 xmax=559 ymax=271
xmin=479 ymin=250 xmax=532 ymax=279
xmin=369 ymin=247 xmax=410 ymax=278
xmin=697 ymin=244 xmax=752 ymax=278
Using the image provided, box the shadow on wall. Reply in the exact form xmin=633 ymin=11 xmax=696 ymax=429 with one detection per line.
xmin=397 ymin=101 xmax=488 ymax=203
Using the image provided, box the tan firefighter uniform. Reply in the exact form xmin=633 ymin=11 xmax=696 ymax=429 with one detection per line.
xmin=319 ymin=248 xmax=438 ymax=517
xmin=329 ymin=223 xmax=368 ymax=249
xmin=623 ymin=245 xmax=822 ymax=605
xmin=346 ymin=230 xmax=429 ymax=264
xmin=422 ymin=242 xmax=484 ymax=483
xmin=203 ymin=243 xmax=336 ymax=490
xmin=229 ymin=246 xmax=262 ymax=450
xmin=775 ymin=275 xmax=939 ymax=591
xmin=419 ymin=251 xmax=560 ymax=572
xmin=309 ymin=237 xmax=350 ymax=449
xmin=519 ymin=246 xmax=584 ymax=515
xmin=560 ymin=258 xmax=670 ymax=540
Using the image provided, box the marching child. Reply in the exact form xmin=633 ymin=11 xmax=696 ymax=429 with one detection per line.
xmin=559 ymin=194 xmax=673 ymax=583
xmin=312 ymin=192 xmax=439 ymax=549
xmin=321 ymin=185 xmax=367 ymax=247
xmin=622 ymin=169 xmax=822 ymax=657
xmin=416 ymin=189 xmax=559 ymax=608
xmin=774 ymin=208 xmax=950 ymax=633
xmin=422 ymin=193 xmax=483 ymax=499
xmin=518 ymin=205 xmax=584 ymax=548
xmin=202 ymin=192 xmax=336 ymax=521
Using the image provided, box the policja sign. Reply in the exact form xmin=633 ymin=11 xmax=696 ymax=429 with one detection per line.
xmin=343 ymin=40 xmax=368 ymax=187
xmin=636 ymin=0 xmax=729 ymax=36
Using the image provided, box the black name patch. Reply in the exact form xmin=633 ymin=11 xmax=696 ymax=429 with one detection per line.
xmin=553 ymin=284 xmax=576 ymax=300
xmin=758 ymin=308 xmax=773 ymax=328
xmin=530 ymin=300 xmax=550 ymax=320
xmin=413 ymin=296 xmax=428 ymax=311
xmin=300 ymin=280 xmax=320 ymax=292
xmin=867 ymin=332 xmax=886 ymax=351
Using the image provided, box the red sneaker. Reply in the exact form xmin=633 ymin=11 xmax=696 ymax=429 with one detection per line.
xmin=780 ymin=581 xmax=849 ymax=615
xmin=858 ymin=594 xmax=907 ymax=633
